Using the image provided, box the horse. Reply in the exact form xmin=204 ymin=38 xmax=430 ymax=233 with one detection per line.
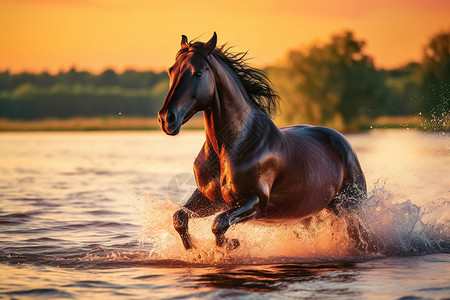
xmin=157 ymin=32 xmax=367 ymax=250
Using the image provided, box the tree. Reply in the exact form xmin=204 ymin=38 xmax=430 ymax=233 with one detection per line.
xmin=277 ymin=31 xmax=391 ymax=129
xmin=98 ymin=69 xmax=119 ymax=86
xmin=420 ymin=30 xmax=450 ymax=130
xmin=0 ymin=68 xmax=169 ymax=120
xmin=384 ymin=63 xmax=421 ymax=116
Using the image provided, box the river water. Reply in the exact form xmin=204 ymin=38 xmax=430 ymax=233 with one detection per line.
xmin=0 ymin=129 xmax=449 ymax=299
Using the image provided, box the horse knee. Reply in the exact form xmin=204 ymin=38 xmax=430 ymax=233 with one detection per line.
xmin=173 ymin=209 xmax=188 ymax=232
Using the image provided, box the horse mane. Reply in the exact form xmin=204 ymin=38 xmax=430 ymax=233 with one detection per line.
xmin=187 ymin=41 xmax=280 ymax=116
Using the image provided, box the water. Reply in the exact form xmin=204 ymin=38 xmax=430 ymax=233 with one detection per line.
xmin=0 ymin=129 xmax=449 ymax=299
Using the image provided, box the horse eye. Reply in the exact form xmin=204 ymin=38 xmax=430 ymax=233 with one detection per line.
xmin=194 ymin=71 xmax=203 ymax=77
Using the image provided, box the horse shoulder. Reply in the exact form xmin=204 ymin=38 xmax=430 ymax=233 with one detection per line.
xmin=219 ymin=139 xmax=281 ymax=207
xmin=193 ymin=142 xmax=222 ymax=202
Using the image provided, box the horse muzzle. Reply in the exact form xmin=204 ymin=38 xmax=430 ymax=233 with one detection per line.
xmin=158 ymin=110 xmax=182 ymax=136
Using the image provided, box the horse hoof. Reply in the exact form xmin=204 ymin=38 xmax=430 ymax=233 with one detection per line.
xmin=215 ymin=235 xmax=226 ymax=247
xmin=183 ymin=242 xmax=194 ymax=250
xmin=226 ymin=239 xmax=240 ymax=251
xmin=181 ymin=235 xmax=195 ymax=250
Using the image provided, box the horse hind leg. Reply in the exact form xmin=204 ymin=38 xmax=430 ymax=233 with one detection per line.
xmin=328 ymin=170 xmax=366 ymax=214
xmin=328 ymin=131 xmax=367 ymax=212
xmin=327 ymin=132 xmax=367 ymax=212
xmin=327 ymin=155 xmax=380 ymax=252
xmin=328 ymin=170 xmax=385 ymax=253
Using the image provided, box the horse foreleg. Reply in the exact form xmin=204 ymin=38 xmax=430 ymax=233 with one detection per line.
xmin=173 ymin=189 xmax=222 ymax=250
xmin=211 ymin=195 xmax=260 ymax=248
xmin=173 ymin=209 xmax=194 ymax=250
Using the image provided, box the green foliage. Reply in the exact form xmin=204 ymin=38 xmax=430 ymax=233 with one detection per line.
xmin=0 ymin=29 xmax=448 ymax=131
xmin=0 ymin=69 xmax=168 ymax=119
xmin=269 ymin=29 xmax=450 ymax=131
xmin=271 ymin=31 xmax=391 ymax=130
xmin=384 ymin=63 xmax=421 ymax=115
xmin=419 ymin=30 xmax=450 ymax=130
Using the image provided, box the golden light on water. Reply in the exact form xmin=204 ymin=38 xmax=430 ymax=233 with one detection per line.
xmin=0 ymin=130 xmax=449 ymax=298
xmin=349 ymin=130 xmax=450 ymax=206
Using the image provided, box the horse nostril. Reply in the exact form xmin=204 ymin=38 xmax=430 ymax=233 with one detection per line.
xmin=167 ymin=112 xmax=176 ymax=124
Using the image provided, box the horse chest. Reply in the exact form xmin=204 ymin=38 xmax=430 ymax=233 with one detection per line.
xmin=220 ymin=157 xmax=267 ymax=205
xmin=220 ymin=169 xmax=243 ymax=205
xmin=195 ymin=155 xmax=255 ymax=206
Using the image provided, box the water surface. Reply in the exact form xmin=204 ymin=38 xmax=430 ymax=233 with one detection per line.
xmin=0 ymin=130 xmax=449 ymax=299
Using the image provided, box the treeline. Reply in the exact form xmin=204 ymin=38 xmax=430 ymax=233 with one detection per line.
xmin=0 ymin=69 xmax=168 ymax=119
xmin=0 ymin=30 xmax=448 ymax=130
xmin=268 ymin=30 xmax=449 ymax=131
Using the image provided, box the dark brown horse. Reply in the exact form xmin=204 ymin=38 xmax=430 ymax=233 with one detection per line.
xmin=158 ymin=33 xmax=367 ymax=250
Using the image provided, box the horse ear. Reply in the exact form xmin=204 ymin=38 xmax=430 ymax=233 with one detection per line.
xmin=204 ymin=32 xmax=217 ymax=54
xmin=181 ymin=35 xmax=189 ymax=48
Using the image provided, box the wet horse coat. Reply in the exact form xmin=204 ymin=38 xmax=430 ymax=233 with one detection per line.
xmin=158 ymin=33 xmax=366 ymax=249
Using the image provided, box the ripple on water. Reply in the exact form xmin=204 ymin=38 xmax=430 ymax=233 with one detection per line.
xmin=0 ymin=213 xmax=32 ymax=225
xmin=0 ymin=131 xmax=448 ymax=299
xmin=5 ymin=288 xmax=74 ymax=299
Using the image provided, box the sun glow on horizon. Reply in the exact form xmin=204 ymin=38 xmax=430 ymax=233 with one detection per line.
xmin=1 ymin=0 xmax=449 ymax=74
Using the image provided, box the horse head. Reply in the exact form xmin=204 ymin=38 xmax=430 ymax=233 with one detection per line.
xmin=158 ymin=32 xmax=218 ymax=135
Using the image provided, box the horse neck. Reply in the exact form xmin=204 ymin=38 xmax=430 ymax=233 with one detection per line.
xmin=203 ymin=57 xmax=256 ymax=154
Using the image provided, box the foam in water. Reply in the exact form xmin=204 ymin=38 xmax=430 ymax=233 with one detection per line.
xmin=133 ymin=181 xmax=449 ymax=264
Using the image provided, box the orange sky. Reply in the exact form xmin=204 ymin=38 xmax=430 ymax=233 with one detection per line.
xmin=1 ymin=0 xmax=449 ymax=74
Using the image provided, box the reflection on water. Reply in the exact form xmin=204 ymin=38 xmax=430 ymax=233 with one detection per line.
xmin=193 ymin=263 xmax=359 ymax=292
xmin=0 ymin=129 xmax=449 ymax=299
xmin=2 ymin=255 xmax=449 ymax=299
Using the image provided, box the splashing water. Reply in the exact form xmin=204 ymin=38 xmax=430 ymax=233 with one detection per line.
xmin=134 ymin=181 xmax=450 ymax=265
xmin=1 ymin=131 xmax=448 ymax=299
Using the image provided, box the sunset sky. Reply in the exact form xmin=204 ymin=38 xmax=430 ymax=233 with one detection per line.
xmin=1 ymin=0 xmax=449 ymax=74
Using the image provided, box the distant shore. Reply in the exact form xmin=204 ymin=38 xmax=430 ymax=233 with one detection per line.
xmin=0 ymin=117 xmax=205 ymax=132
xmin=0 ymin=115 xmax=424 ymax=132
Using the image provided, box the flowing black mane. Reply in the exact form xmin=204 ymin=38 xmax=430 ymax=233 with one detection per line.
xmin=212 ymin=45 xmax=280 ymax=116
xmin=181 ymin=42 xmax=280 ymax=116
